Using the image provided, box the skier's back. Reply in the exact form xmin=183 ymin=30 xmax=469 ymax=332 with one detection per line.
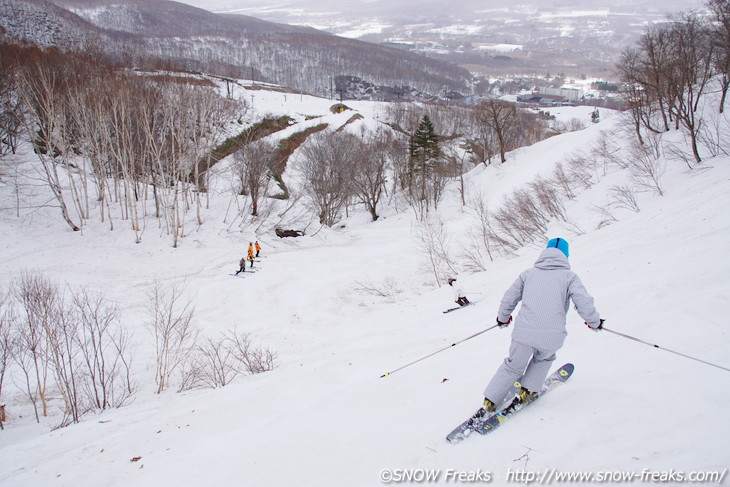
xmin=482 ymin=238 xmax=603 ymax=412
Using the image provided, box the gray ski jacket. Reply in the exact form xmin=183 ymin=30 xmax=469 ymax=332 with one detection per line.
xmin=498 ymin=248 xmax=601 ymax=350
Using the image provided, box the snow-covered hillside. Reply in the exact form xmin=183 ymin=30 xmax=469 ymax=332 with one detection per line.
xmin=1 ymin=83 xmax=729 ymax=487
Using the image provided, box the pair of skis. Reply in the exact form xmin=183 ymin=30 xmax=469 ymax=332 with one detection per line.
xmin=443 ymin=302 xmax=477 ymax=314
xmin=230 ymin=270 xmax=257 ymax=277
xmin=446 ymin=363 xmax=574 ymax=443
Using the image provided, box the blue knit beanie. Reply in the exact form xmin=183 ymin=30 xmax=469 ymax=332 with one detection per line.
xmin=546 ymin=237 xmax=569 ymax=258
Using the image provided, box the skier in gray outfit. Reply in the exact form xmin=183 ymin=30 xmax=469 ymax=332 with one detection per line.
xmin=482 ymin=237 xmax=604 ymax=413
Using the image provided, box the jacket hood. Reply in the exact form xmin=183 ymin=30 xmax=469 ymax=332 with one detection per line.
xmin=534 ymin=248 xmax=571 ymax=270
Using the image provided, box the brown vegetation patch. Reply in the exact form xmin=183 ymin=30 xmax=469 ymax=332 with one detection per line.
xmin=195 ymin=115 xmax=294 ymax=178
xmin=335 ymin=113 xmax=364 ymax=132
xmin=272 ymin=123 xmax=329 ymax=174
xmin=142 ymin=74 xmax=217 ymax=88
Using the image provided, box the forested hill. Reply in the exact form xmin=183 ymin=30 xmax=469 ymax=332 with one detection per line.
xmin=51 ymin=0 xmax=323 ymax=36
xmin=0 ymin=0 xmax=472 ymax=99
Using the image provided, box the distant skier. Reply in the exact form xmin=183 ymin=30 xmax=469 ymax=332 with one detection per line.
xmin=447 ymin=278 xmax=470 ymax=307
xmin=247 ymin=249 xmax=255 ymax=268
xmin=234 ymin=257 xmax=246 ymax=275
xmin=247 ymin=242 xmax=254 ymax=256
xmin=481 ymin=238 xmax=603 ymax=414
xmin=255 ymin=241 xmax=261 ymax=257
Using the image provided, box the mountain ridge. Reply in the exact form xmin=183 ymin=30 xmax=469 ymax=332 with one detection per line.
xmin=0 ymin=0 xmax=472 ymax=98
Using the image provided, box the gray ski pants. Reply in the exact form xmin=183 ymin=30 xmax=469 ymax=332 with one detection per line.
xmin=483 ymin=339 xmax=557 ymax=404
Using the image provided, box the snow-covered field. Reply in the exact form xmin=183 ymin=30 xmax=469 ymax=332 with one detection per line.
xmin=1 ymin=84 xmax=729 ymax=487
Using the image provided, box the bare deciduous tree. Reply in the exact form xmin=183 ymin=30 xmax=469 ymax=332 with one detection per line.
xmin=698 ymin=110 xmax=730 ymax=156
xmin=415 ymin=215 xmax=458 ymax=284
xmin=609 ymin=184 xmax=641 ymax=212
xmin=475 ymin=99 xmax=518 ymax=163
xmin=384 ymin=133 xmax=409 ymax=194
xmin=464 ymin=107 xmax=498 ymax=165
xmin=179 ymin=328 xmax=278 ymax=391
xmin=12 ymin=271 xmax=57 ymax=420
xmin=529 ymin=177 xmax=569 ymax=223
xmin=666 ymin=13 xmax=715 ymax=163
xmin=3 ymin=275 xmax=137 ymax=427
xmin=72 ymin=288 xmax=135 ymax=410
xmin=566 ymin=154 xmax=598 ymax=190
xmin=43 ymin=293 xmax=84 ymax=427
xmin=551 ymin=162 xmax=578 ymax=200
xmin=465 ymin=172 xmax=582 ymax=259
xmin=190 ymin=336 xmax=239 ymax=389
xmin=639 ymin=24 xmax=676 ymax=133
xmin=187 ymin=86 xmax=242 ymax=224
xmin=461 ymin=193 xmax=496 ymax=271
xmin=17 ymin=56 xmax=82 ymax=232
xmin=300 ymin=131 xmax=355 ymax=226
xmin=707 ymin=0 xmax=730 ymax=111
xmin=68 ymin=65 xmax=117 ymax=227
xmin=443 ymin=144 xmax=470 ymax=207
xmin=628 ymin=136 xmax=666 ymax=196
xmin=618 ymin=13 xmax=714 ymax=163
xmin=0 ymin=289 xmax=15 ymax=418
xmin=225 ymin=329 xmax=278 ymax=375
xmin=147 ymin=281 xmax=198 ymax=394
xmin=591 ymin=133 xmax=628 ymax=171
xmin=232 ymin=138 xmax=276 ymax=217
xmin=593 ymin=204 xmax=619 ymax=229
xmin=0 ymin=44 xmax=23 ymax=156
xmin=353 ymin=277 xmax=404 ymax=303
xmin=7 ymin=46 xmax=245 ymax=246
xmin=350 ymin=131 xmax=390 ymax=221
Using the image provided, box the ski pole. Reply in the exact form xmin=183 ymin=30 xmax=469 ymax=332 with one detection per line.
xmin=603 ymin=327 xmax=730 ymax=373
xmin=380 ymin=324 xmax=500 ymax=378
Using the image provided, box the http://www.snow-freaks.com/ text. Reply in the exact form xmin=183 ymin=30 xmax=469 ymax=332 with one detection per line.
xmin=379 ymin=467 xmax=728 ymax=484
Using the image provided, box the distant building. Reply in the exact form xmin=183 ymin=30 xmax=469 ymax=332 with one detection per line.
xmin=516 ymin=94 xmax=544 ymax=104
xmin=538 ymin=87 xmax=582 ymax=102
xmin=516 ymin=93 xmax=564 ymax=106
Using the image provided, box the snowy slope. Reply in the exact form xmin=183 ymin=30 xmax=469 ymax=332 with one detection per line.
xmin=1 ymin=85 xmax=729 ymax=487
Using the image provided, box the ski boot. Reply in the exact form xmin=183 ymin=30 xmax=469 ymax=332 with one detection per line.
xmin=502 ymin=384 xmax=537 ymax=415
xmin=464 ymin=398 xmax=496 ymax=429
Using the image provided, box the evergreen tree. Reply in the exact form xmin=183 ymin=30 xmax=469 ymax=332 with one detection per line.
xmin=408 ymin=115 xmax=441 ymax=176
xmin=406 ymin=115 xmax=446 ymax=218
